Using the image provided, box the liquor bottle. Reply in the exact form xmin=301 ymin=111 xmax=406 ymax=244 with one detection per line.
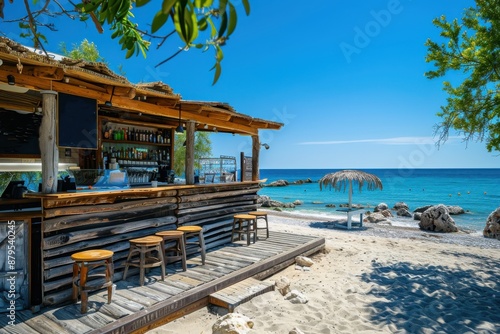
xmin=124 ymin=127 xmax=128 ymax=141
xmin=103 ymin=125 xmax=109 ymax=139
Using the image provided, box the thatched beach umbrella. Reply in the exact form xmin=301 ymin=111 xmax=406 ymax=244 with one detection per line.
xmin=319 ymin=170 xmax=383 ymax=209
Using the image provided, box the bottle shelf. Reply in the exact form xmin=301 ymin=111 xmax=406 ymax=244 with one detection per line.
xmin=102 ymin=139 xmax=171 ymax=146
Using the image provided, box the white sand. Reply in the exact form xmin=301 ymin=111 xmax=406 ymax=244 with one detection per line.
xmin=147 ymin=211 xmax=500 ymax=334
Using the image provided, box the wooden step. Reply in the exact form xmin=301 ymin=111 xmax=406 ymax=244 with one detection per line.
xmin=208 ymin=277 xmax=275 ymax=312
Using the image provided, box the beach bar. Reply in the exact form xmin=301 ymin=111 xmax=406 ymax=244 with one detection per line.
xmin=0 ymin=36 xmax=323 ymax=330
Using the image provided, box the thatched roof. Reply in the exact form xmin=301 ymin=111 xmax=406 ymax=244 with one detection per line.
xmin=319 ymin=170 xmax=383 ymax=192
xmin=0 ymin=37 xmax=282 ymax=135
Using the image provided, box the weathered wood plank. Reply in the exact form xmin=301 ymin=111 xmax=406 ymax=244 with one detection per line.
xmin=43 ymin=216 xmax=176 ymax=249
xmin=188 ymin=266 xmax=227 ymax=279
xmin=177 ymin=194 xmax=256 ymax=209
xmin=113 ymin=288 xmax=156 ymax=307
xmin=92 ymin=295 xmax=132 ymax=320
xmin=209 ymin=278 xmax=275 ymax=312
xmin=44 ymin=197 xmax=177 ymax=219
xmin=66 ymin=304 xmax=115 ymax=330
xmin=129 ymin=285 xmax=172 ymax=303
xmin=99 ymin=293 xmax=145 ymax=313
xmin=93 ymin=234 xmax=325 ymax=334
xmin=42 ymin=225 xmax=165 ymax=258
xmin=177 ymin=204 xmax=257 ymax=224
xmin=176 ymin=269 xmax=215 ymax=283
xmin=42 ymin=306 xmax=95 ymax=334
xmin=206 ymin=252 xmax=254 ymax=267
xmin=146 ymin=280 xmax=186 ymax=296
xmin=0 ymin=321 xmax=41 ymax=334
xmin=178 ymin=188 xmax=258 ymax=203
xmin=176 ymin=183 xmax=259 ymax=196
xmin=41 ymin=189 xmax=178 ymax=209
xmin=177 ymin=200 xmax=255 ymax=215
xmin=15 ymin=311 xmax=69 ymax=334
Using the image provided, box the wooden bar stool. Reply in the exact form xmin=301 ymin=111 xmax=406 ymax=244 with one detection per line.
xmin=123 ymin=236 xmax=166 ymax=286
xmin=71 ymin=249 xmax=114 ymax=314
xmin=155 ymin=230 xmax=187 ymax=271
xmin=248 ymin=211 xmax=270 ymax=239
xmin=231 ymin=214 xmax=257 ymax=246
xmin=176 ymin=226 xmax=206 ymax=265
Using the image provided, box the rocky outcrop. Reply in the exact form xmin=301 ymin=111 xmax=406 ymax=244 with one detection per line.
xmin=364 ymin=212 xmax=390 ymax=224
xmin=293 ymin=200 xmax=303 ymax=206
xmin=258 ymin=195 xmax=295 ymax=208
xmin=418 ymin=204 xmax=458 ymax=232
xmin=284 ymin=290 xmax=308 ymax=304
xmin=339 ymin=203 xmax=364 ymax=208
xmin=275 ymin=276 xmax=291 ymax=296
xmin=266 ymin=180 xmax=289 ymax=187
xmin=483 ymin=207 xmax=500 ymax=240
xmin=447 ymin=205 xmax=465 ymax=215
xmin=414 ymin=204 xmax=465 ymax=215
xmin=375 ymin=203 xmax=388 ymax=212
xmin=295 ymin=256 xmax=314 ymax=267
xmin=414 ymin=205 xmax=433 ymax=213
xmin=396 ymin=208 xmax=412 ymax=217
xmin=413 ymin=212 xmax=422 ymax=221
xmin=393 ymin=202 xmax=409 ymax=211
xmin=292 ymin=178 xmax=313 ymax=184
xmin=212 ymin=313 xmax=254 ymax=334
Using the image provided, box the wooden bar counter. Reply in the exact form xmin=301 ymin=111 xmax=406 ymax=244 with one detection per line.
xmin=19 ymin=181 xmax=260 ymax=309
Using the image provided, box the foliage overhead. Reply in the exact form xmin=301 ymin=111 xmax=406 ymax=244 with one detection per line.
xmin=425 ymin=0 xmax=500 ymax=152
xmin=173 ymin=131 xmax=212 ymax=176
xmin=2 ymin=0 xmax=251 ymax=84
xmin=59 ymin=39 xmax=106 ymax=63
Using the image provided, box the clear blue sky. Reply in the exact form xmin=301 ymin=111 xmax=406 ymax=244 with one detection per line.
xmin=3 ymin=0 xmax=498 ymax=169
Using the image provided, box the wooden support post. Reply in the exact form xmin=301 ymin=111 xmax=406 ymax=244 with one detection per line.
xmin=251 ymin=135 xmax=260 ymax=181
xmin=39 ymin=90 xmax=58 ymax=194
xmin=185 ymin=121 xmax=195 ymax=185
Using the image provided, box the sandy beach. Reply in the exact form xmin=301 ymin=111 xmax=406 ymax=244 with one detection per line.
xmin=147 ymin=211 xmax=500 ymax=334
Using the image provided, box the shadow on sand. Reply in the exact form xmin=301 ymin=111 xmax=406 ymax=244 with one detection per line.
xmin=308 ymin=221 xmax=368 ymax=231
xmin=360 ymin=256 xmax=500 ymax=333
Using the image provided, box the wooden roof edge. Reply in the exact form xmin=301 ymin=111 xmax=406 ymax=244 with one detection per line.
xmin=134 ymin=82 xmax=181 ymax=100
xmin=181 ymin=100 xmax=283 ymax=130
xmin=252 ymin=117 xmax=284 ymax=129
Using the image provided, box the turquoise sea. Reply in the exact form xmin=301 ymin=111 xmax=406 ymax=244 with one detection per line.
xmin=257 ymin=169 xmax=500 ymax=234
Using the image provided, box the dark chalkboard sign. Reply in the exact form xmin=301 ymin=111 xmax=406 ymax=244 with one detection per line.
xmin=0 ymin=109 xmax=41 ymax=156
xmin=58 ymin=93 xmax=98 ymax=149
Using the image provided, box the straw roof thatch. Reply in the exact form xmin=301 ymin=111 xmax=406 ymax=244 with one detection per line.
xmin=0 ymin=37 xmax=283 ymax=135
xmin=319 ymin=170 xmax=383 ymax=192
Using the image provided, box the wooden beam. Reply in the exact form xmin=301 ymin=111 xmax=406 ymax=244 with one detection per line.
xmin=39 ymin=90 xmax=58 ymax=194
xmin=0 ymin=66 xmax=260 ymax=135
xmin=185 ymin=121 xmax=195 ymax=185
xmin=252 ymin=136 xmax=260 ymax=181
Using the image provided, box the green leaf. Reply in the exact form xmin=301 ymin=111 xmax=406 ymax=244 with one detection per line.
xmin=227 ymin=3 xmax=237 ymax=37
xmin=151 ymin=9 xmax=169 ymax=33
xmin=211 ymin=61 xmax=221 ymax=85
xmin=172 ymin=4 xmax=187 ymax=44
xmin=241 ymin=0 xmax=250 ymax=15
xmin=125 ymin=45 xmax=135 ymax=58
xmin=219 ymin=0 xmax=228 ymax=14
xmin=161 ymin=0 xmax=177 ymax=14
xmin=136 ymin=0 xmax=151 ymax=7
xmin=218 ymin=10 xmax=228 ymax=38
xmin=198 ymin=16 xmax=208 ymax=31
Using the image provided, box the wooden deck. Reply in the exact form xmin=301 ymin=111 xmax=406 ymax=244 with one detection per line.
xmin=0 ymin=231 xmax=325 ymax=334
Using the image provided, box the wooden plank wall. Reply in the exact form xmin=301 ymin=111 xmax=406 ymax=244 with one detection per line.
xmin=39 ymin=183 xmax=259 ymax=307
xmin=176 ymin=183 xmax=259 ymax=254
